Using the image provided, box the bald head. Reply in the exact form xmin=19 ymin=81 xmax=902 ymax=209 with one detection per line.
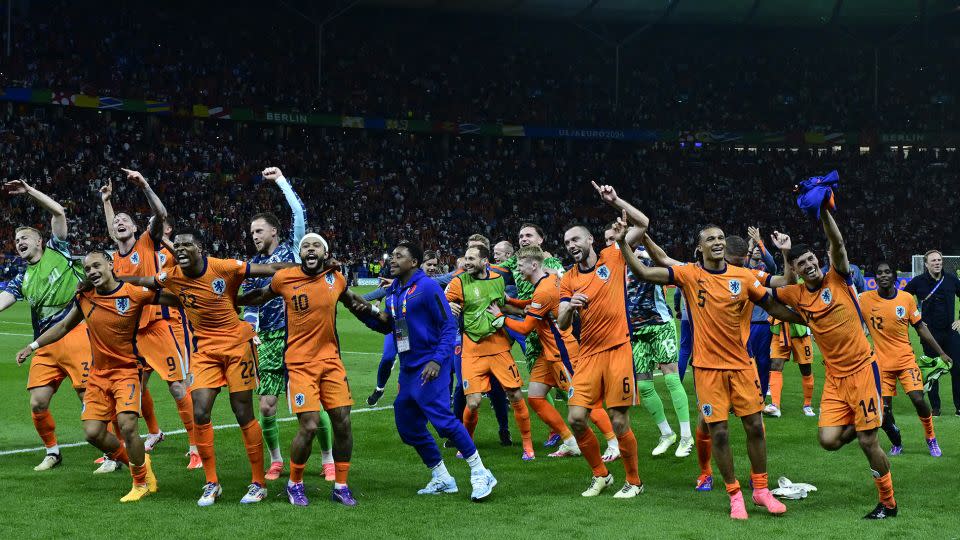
xmin=493 ymin=241 xmax=514 ymax=264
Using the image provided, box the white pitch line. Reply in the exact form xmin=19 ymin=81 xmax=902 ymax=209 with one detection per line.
xmin=0 ymin=405 xmax=395 ymax=457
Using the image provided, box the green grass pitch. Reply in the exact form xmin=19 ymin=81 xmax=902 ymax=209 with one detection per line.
xmin=1 ymin=288 xmax=958 ymax=539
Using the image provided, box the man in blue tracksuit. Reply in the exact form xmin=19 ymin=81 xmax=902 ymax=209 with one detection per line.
xmin=360 ymin=241 xmax=497 ymax=501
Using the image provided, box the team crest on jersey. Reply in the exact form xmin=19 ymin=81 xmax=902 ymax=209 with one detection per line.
xmin=158 ymin=253 xmax=167 ymax=266
xmin=596 ymin=264 xmax=610 ymax=281
xmin=821 ymin=288 xmax=832 ymax=305
xmin=294 ymin=393 xmax=305 ymax=407
xmin=212 ymin=278 xmax=226 ymax=295
xmin=462 ymin=380 xmax=470 ymax=390
xmin=567 ymin=387 xmax=575 ymax=399
xmin=728 ymin=279 xmax=742 ymax=295
xmin=130 ymin=251 xmax=140 ymax=265
xmin=325 ymin=273 xmax=336 ymax=286
xmin=896 ymin=306 xmax=906 ymax=319
xmin=115 ymin=297 xmax=130 ymax=315
xmin=701 ymin=403 xmax=713 ymax=417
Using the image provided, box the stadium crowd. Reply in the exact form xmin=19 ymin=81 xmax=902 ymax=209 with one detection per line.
xmin=2 ymin=2 xmax=958 ymax=131
xmin=1 ymin=104 xmax=956 ymax=281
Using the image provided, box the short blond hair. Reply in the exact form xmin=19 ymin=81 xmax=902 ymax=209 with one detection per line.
xmin=14 ymin=226 xmax=42 ymax=240
xmin=468 ymin=234 xmax=490 ymax=249
xmin=516 ymin=245 xmax=545 ymax=264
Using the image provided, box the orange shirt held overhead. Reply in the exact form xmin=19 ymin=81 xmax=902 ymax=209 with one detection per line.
xmin=75 ymin=282 xmax=158 ymax=370
xmin=504 ymin=274 xmax=578 ymax=364
xmin=270 ymin=267 xmax=346 ymax=365
xmin=560 ymin=245 xmax=630 ymax=357
xmin=859 ymin=289 xmax=922 ymax=372
xmin=773 ymin=268 xmax=873 ymax=377
xmin=668 ymin=262 xmax=770 ymax=370
xmin=155 ymin=256 xmax=255 ymax=348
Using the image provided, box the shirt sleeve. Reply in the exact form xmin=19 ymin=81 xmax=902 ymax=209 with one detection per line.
xmin=908 ymin=296 xmax=922 ymax=325
xmin=363 ymin=287 xmax=390 ymax=301
xmin=527 ymin=285 xmax=553 ymax=320
xmin=429 ymin=281 xmax=457 ymax=363
xmin=559 ymin=272 xmax=572 ymax=302
xmin=667 ymin=264 xmax=686 ymax=287
xmin=2 ymin=270 xmax=24 ymax=300
xmin=46 ymin=235 xmax=71 ymax=257
xmin=228 ymin=259 xmax=252 ymax=285
xmin=276 ymin=177 xmax=306 ymax=263
xmin=772 ymin=284 xmax=799 ymax=308
xmin=752 ymin=268 xmax=773 ymax=288
xmin=745 ymin=273 xmax=769 ymax=303
xmin=601 ymin=244 xmax=625 ymax=266
xmin=759 ymin=243 xmax=778 ymax=274
xmin=445 ymin=277 xmax=464 ymax=304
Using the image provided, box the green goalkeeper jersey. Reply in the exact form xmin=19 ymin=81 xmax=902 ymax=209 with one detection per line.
xmin=3 ymin=236 xmax=84 ymax=338
xmin=449 ymin=271 xmax=506 ymax=343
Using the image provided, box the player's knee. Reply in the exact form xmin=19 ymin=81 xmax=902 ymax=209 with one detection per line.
xmin=83 ymin=424 xmax=103 ymax=444
xmin=298 ymin=416 xmax=319 ymax=437
xmin=505 ymin=388 xmax=523 ymax=402
xmin=193 ymin=409 xmax=212 ymax=425
xmin=168 ymin=380 xmax=187 ymax=400
xmin=609 ymin=413 xmax=630 ymax=435
xmin=29 ymin=399 xmax=50 ymax=413
xmin=711 ymin=427 xmax=729 ymax=447
xmin=818 ymin=434 xmax=842 ymax=451
xmin=329 ymin=408 xmax=352 ymax=432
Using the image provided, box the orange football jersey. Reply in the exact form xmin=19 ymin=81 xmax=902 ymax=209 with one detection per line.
xmin=511 ymin=274 xmax=578 ymax=363
xmin=559 ymin=245 xmax=630 ymax=357
xmin=773 ymin=268 xmax=873 ymax=377
xmin=76 ymin=282 xmax=157 ymax=370
xmin=113 ymin=232 xmax=164 ymax=326
xmin=859 ymin=289 xmax=922 ymax=371
xmin=270 ymin=267 xmax=346 ymax=365
xmin=155 ymin=256 xmax=255 ymax=348
xmin=670 ymin=262 xmax=770 ymax=370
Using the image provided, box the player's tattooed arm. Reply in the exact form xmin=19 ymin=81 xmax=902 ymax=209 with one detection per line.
xmin=767 ymin=231 xmax=796 ymax=287
xmin=156 ymin=291 xmax=182 ymax=307
xmin=642 ymin=233 xmax=683 ymax=267
xmin=759 ymin=296 xmax=806 ymax=325
xmin=614 ymin=213 xmax=670 ymax=285
xmin=4 ymin=179 xmax=68 ymax=240
xmin=15 ymin=305 xmax=83 ymax=365
xmin=591 ymin=181 xmax=650 ymax=235
xmin=236 ymin=285 xmax=280 ymax=306
xmin=248 ymin=262 xmax=297 ymax=277
xmin=820 ymin=207 xmax=850 ymax=276
xmin=99 ymin=178 xmax=120 ymax=243
xmin=915 ymin=321 xmax=953 ymax=366
xmin=121 ymin=169 xmax=168 ymax=241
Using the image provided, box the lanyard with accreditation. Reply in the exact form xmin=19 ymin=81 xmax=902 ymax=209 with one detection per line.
xmin=390 ymin=284 xmax=418 ymax=353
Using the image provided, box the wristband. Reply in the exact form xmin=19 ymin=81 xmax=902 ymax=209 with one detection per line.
xmin=29 ymin=341 xmax=40 ymax=351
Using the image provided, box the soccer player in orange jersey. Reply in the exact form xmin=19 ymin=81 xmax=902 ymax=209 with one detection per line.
xmin=775 ymin=206 xmax=897 ymax=519
xmin=615 ymin=212 xmax=802 ymax=519
xmin=99 ymin=169 xmax=199 ymax=468
xmin=125 ymin=227 xmax=292 ymax=506
xmin=556 ymin=182 xmax=656 ymax=499
xmin=638 ymin=228 xmax=797 ymax=495
xmin=238 ymin=233 xmax=371 ymax=507
xmin=487 ymin=246 xmax=583 ymax=459
xmin=16 ymin=252 xmax=178 ymax=501
xmin=859 ymin=261 xmax=952 ymax=458
xmin=447 ymin=245 xmax=535 ymax=460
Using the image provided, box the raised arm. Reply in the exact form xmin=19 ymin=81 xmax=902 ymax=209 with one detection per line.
xmin=121 ymin=169 xmax=168 ymax=241
xmin=642 ymin=234 xmax=683 ymax=268
xmin=118 ymin=275 xmax=161 ymax=289
xmin=99 ymin=179 xmax=119 ymax=243
xmin=612 ymin=213 xmax=670 ymax=285
xmin=4 ymin=180 xmax=67 ymax=240
xmin=820 ymin=207 xmax=849 ymax=275
xmin=592 ymin=181 xmax=649 ymax=234
xmin=263 ymin=167 xmax=306 ymax=258
xmin=766 ymin=231 xmax=796 ymax=288
xmin=759 ymin=296 xmax=806 ymax=325
xmin=15 ymin=305 xmax=83 ymax=365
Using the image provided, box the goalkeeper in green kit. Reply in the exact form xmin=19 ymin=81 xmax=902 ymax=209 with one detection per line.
xmin=499 ymin=223 xmax=566 ymax=447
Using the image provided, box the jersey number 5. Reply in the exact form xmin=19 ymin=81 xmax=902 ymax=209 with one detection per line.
xmin=696 ymin=289 xmax=707 ymax=307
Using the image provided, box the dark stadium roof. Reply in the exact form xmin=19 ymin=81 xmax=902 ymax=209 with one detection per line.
xmin=364 ymin=0 xmax=960 ymax=26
